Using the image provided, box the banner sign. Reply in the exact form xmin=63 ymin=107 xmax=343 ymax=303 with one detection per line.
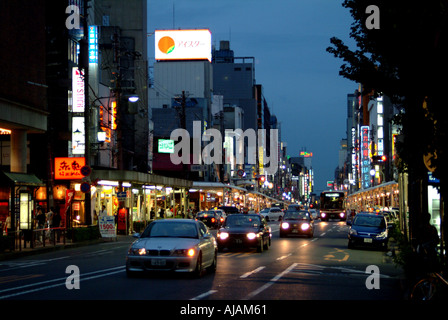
xmin=99 ymin=216 xmax=116 ymax=238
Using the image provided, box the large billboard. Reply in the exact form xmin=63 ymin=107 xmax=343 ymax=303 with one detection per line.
xmin=155 ymin=29 xmax=212 ymax=62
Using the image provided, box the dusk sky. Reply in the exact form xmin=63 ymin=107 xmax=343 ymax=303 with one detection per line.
xmin=147 ymin=0 xmax=357 ymax=193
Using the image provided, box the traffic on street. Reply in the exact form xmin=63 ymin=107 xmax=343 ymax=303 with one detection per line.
xmin=0 ymin=217 xmax=403 ymax=303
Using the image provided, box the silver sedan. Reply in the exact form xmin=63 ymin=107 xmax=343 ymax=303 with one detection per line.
xmin=126 ymin=219 xmax=217 ymax=277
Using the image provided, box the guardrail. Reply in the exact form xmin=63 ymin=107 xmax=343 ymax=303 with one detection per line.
xmin=2 ymin=227 xmax=67 ymax=252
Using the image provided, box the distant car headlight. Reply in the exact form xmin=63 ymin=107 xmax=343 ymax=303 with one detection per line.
xmin=340 ymin=212 xmax=345 ymax=218
xmin=301 ymin=223 xmax=310 ymax=231
xmin=281 ymin=222 xmax=290 ymax=229
xmin=247 ymin=232 xmax=257 ymax=240
xmin=218 ymin=232 xmax=229 ymax=240
xmin=321 ymin=212 xmax=326 ymax=218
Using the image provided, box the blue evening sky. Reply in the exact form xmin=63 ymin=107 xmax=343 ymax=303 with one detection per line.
xmin=147 ymin=0 xmax=357 ymax=193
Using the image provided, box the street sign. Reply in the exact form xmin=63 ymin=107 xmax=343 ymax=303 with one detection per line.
xmin=80 ymin=182 xmax=90 ymax=193
xmin=117 ymin=192 xmax=127 ymax=200
xmin=80 ymin=165 xmax=91 ymax=177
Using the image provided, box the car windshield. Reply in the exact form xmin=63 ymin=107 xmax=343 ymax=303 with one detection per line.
xmin=353 ymin=215 xmax=385 ymax=228
xmin=225 ymin=215 xmax=261 ymax=228
xmin=141 ymin=221 xmax=198 ymax=239
xmin=283 ymin=211 xmax=309 ymax=220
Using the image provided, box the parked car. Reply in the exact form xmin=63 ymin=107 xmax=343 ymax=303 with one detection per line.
xmin=280 ymin=210 xmax=314 ymax=238
xmin=196 ymin=210 xmax=222 ymax=229
xmin=347 ymin=213 xmax=390 ymax=250
xmin=217 ymin=214 xmax=271 ymax=252
xmin=126 ymin=219 xmax=217 ymax=277
xmin=260 ymin=207 xmax=283 ymax=221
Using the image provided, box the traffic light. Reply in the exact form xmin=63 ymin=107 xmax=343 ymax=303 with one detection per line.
xmin=372 ymin=155 xmax=387 ymax=164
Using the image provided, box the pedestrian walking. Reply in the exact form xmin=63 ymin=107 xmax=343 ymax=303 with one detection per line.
xmin=36 ymin=207 xmax=46 ymax=242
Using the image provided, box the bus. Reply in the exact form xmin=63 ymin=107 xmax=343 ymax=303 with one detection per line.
xmin=319 ymin=191 xmax=346 ymax=221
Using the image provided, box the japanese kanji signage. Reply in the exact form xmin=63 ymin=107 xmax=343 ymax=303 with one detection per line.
xmin=360 ymin=126 xmax=371 ymax=189
xmin=54 ymin=157 xmax=86 ymax=180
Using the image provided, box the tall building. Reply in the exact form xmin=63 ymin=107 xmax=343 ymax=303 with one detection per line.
xmin=0 ymin=0 xmax=48 ymax=232
xmin=149 ymin=29 xmax=214 ymax=180
xmin=213 ymin=41 xmax=257 ymax=132
xmin=91 ymin=0 xmax=149 ymax=171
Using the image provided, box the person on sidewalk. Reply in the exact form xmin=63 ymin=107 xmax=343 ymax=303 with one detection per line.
xmin=36 ymin=207 xmax=46 ymax=243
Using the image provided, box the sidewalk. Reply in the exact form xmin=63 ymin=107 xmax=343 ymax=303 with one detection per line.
xmin=0 ymin=234 xmax=133 ymax=262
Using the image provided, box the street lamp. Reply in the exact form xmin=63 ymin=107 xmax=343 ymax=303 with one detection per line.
xmin=127 ymin=95 xmax=139 ymax=103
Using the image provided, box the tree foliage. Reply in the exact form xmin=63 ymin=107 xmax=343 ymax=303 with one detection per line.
xmin=327 ymin=0 xmax=448 ymax=180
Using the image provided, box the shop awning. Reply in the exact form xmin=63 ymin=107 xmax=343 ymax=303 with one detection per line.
xmin=0 ymin=171 xmax=44 ymax=187
xmin=192 ymin=181 xmax=247 ymax=192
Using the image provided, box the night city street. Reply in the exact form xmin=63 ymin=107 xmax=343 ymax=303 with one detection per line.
xmin=1 ymin=0 xmax=447 ymax=312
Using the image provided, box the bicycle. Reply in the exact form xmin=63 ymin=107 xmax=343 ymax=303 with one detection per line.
xmin=410 ymin=270 xmax=448 ymax=300
xmin=409 ymin=243 xmax=448 ymax=300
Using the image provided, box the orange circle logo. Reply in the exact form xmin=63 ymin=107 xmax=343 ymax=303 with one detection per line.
xmin=158 ymin=36 xmax=175 ymax=54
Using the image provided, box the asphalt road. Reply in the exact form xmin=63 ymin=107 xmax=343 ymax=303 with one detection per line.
xmin=0 ymin=220 xmax=405 ymax=307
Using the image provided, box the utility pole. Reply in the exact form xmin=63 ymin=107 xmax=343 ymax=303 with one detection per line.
xmin=81 ymin=0 xmax=91 ymax=225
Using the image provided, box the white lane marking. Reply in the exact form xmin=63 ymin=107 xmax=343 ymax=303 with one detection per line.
xmin=240 ymin=266 xmax=266 ymax=278
xmin=190 ymin=290 xmax=218 ymax=300
xmin=244 ymin=263 xmax=298 ymax=300
xmin=276 ymin=254 xmax=291 ymax=261
xmin=0 ymin=266 xmax=125 ymax=299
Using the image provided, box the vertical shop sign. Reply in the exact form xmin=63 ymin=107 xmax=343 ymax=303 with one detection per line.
xmin=72 ymin=68 xmax=85 ymax=112
xmin=360 ymin=126 xmax=371 ymax=189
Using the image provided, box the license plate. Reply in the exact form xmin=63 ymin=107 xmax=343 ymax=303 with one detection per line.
xmin=151 ymin=259 xmax=166 ymax=266
xmin=292 ymin=230 xmax=298 ymax=233
xmin=364 ymin=238 xmax=373 ymax=243
xmin=235 ymin=239 xmax=242 ymax=244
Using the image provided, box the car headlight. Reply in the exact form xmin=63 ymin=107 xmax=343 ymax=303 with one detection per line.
xmin=247 ymin=232 xmax=257 ymax=240
xmin=174 ymin=248 xmax=196 ymax=257
xmin=375 ymin=230 xmax=388 ymax=239
xmin=321 ymin=212 xmax=326 ymax=217
xmin=218 ymin=232 xmax=229 ymax=240
xmin=129 ymin=247 xmax=146 ymax=255
xmin=301 ymin=223 xmax=310 ymax=231
xmin=349 ymin=228 xmax=357 ymax=235
xmin=340 ymin=212 xmax=345 ymax=218
xmin=281 ymin=222 xmax=290 ymax=229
